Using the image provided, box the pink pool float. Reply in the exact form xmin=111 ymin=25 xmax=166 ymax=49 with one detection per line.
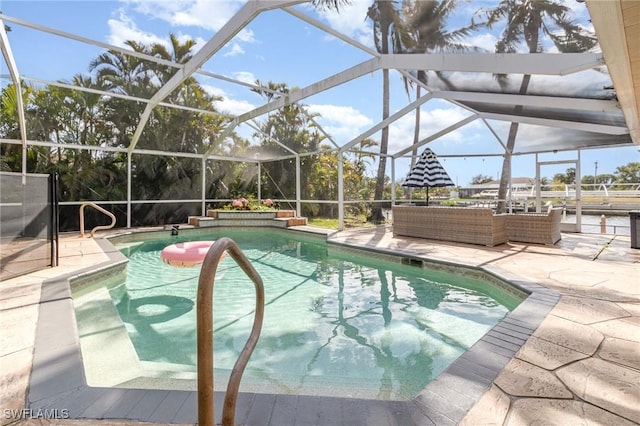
xmin=160 ymin=241 xmax=225 ymax=267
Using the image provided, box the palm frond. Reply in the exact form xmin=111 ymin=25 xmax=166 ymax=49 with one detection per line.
xmin=312 ymin=0 xmax=351 ymax=12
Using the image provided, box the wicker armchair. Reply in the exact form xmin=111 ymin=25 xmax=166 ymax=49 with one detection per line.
xmin=504 ymin=208 xmax=562 ymax=245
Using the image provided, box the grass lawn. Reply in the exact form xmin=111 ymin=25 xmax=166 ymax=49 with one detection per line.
xmin=307 ymin=215 xmax=389 ymax=229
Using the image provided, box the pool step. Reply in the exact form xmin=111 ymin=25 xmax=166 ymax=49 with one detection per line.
xmin=274 ymin=217 xmax=308 ymax=226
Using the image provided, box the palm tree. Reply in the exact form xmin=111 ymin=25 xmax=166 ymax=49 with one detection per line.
xmin=89 ymin=41 xmax=153 ymax=97
xmin=89 ymin=41 xmax=153 ymax=149
xmin=367 ymin=0 xmax=410 ymax=223
xmin=402 ymin=0 xmax=476 ymax=170
xmin=475 ymin=0 xmax=597 ymax=212
xmin=149 ymin=34 xmax=195 ymax=84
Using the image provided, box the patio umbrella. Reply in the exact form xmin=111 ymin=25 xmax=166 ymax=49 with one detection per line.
xmin=402 ymin=148 xmax=454 ymax=205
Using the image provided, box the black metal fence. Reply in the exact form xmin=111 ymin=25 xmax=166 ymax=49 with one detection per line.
xmin=1 ymin=172 xmax=59 ymax=280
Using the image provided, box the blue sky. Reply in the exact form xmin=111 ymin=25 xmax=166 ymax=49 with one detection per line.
xmin=2 ymin=0 xmax=638 ymax=187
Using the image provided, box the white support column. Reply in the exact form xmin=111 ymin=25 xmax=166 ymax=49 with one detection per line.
xmin=22 ymin=128 xmax=26 ymax=183
xmin=296 ymin=156 xmax=301 ymax=217
xmin=257 ymin=162 xmax=261 ymax=202
xmin=576 ymin=151 xmax=582 ymax=233
xmin=127 ymin=153 xmax=132 ymax=228
xmin=201 ymin=156 xmax=206 ymax=216
xmin=535 ymin=154 xmax=541 ymax=213
xmin=391 ymin=158 xmax=395 ymax=206
xmin=508 ymin=160 xmax=513 ymax=214
xmin=338 ymin=152 xmax=344 ymax=230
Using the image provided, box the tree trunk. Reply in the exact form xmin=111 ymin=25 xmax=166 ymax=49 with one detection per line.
xmin=495 ymin=73 xmax=531 ymax=213
xmin=368 ymin=0 xmax=396 ymax=223
xmin=370 ymin=67 xmax=390 ymax=223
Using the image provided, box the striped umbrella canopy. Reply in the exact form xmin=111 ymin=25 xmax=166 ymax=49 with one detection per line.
xmin=401 ymin=148 xmax=454 ymax=205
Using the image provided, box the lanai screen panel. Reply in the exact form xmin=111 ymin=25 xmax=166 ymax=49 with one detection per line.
xmin=509 ymin=126 xmax=633 ymax=154
xmin=398 ymin=0 xmax=633 ymax=154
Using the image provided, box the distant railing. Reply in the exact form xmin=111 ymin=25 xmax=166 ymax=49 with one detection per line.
xmin=79 ymin=202 xmax=116 ymax=237
xmin=534 ymin=183 xmax=640 ymax=200
xmin=580 ymin=216 xmax=631 ymax=236
xmin=463 ymin=183 xmax=640 ymax=202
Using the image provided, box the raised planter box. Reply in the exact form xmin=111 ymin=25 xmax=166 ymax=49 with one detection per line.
xmin=208 ymin=210 xmax=278 ymax=220
xmin=188 ymin=210 xmax=306 ymax=228
xmin=206 ymin=209 xmax=297 ymax=218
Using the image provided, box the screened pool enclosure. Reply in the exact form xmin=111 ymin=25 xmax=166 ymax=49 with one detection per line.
xmin=1 ymin=0 xmax=638 ymax=230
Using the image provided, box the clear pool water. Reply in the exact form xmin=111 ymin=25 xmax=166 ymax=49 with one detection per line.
xmin=83 ymin=229 xmax=522 ymax=400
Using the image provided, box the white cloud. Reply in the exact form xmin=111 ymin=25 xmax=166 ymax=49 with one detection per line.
xmin=309 ymin=104 xmax=372 ymax=127
xmin=224 ymin=43 xmax=245 ymax=57
xmin=202 ymin=84 xmax=256 ymax=116
xmin=202 ymin=84 xmax=225 ymax=98
xmin=233 ymin=71 xmax=257 ymax=85
xmin=308 ymin=104 xmax=373 ymax=142
xmin=467 ymin=33 xmax=496 ymax=52
xmin=107 ymin=9 xmax=211 ymax=60
xmin=107 ymin=8 xmax=167 ymax=48
xmin=115 ymin=0 xmax=255 ymax=56
xmin=235 ymin=28 xmax=255 ymax=43
xmin=122 ymin=0 xmax=244 ymax=32
xmin=214 ymin=97 xmax=256 ymax=116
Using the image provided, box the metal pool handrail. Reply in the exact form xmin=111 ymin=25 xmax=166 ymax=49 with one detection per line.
xmin=79 ymin=202 xmax=116 ymax=237
xmin=197 ymin=237 xmax=265 ymax=426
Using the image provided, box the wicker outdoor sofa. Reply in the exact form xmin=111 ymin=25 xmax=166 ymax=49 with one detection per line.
xmin=504 ymin=207 xmax=562 ymax=245
xmin=392 ymin=205 xmax=507 ymax=247
xmin=392 ymin=205 xmax=562 ymax=247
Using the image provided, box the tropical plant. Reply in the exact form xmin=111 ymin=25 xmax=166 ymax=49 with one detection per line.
xmin=471 ymin=174 xmax=494 ymax=184
xmin=614 ymin=162 xmax=640 ymax=185
xmin=474 ymin=0 xmax=598 ymax=212
xmin=0 ymin=83 xmax=33 ymax=171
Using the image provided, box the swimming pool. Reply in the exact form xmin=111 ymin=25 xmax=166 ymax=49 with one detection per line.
xmin=72 ymin=229 xmax=524 ymax=401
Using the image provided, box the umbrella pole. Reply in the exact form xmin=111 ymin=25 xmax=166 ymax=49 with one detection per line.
xmin=426 ymin=187 xmax=429 ymax=206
